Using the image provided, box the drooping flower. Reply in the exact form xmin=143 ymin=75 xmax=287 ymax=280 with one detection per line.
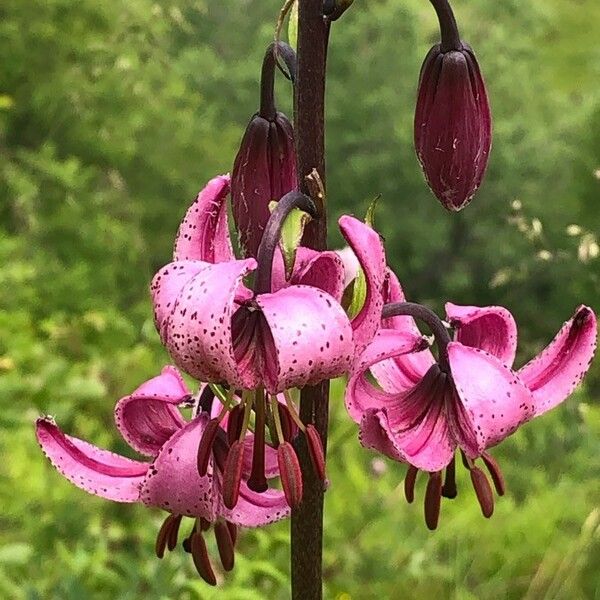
xmin=151 ymin=174 xmax=401 ymax=507
xmin=35 ymin=366 xmax=290 ymax=585
xmin=346 ymin=272 xmax=597 ymax=528
xmin=232 ymin=41 xmax=297 ymax=258
xmin=414 ymin=0 xmax=491 ymax=211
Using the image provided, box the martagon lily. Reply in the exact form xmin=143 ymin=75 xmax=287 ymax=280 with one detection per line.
xmin=346 ymin=270 xmax=597 ymax=529
xmin=36 ymin=366 xmax=290 ymax=586
xmin=150 ymin=174 xmax=399 ymax=508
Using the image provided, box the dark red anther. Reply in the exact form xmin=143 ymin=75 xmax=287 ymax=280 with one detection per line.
xmin=482 ymin=452 xmax=506 ymax=496
xmin=197 ymin=418 xmax=220 ymax=477
xmin=167 ymin=514 xmax=182 ymax=551
xmin=442 ymin=456 xmax=457 ymax=499
xmin=227 ymin=405 xmax=245 ymax=446
xmin=277 ymin=441 xmax=303 ymax=509
xmin=222 ymin=440 xmax=245 ymax=509
xmin=199 ymin=516 xmax=211 ymax=532
xmin=424 ymin=471 xmax=443 ymax=530
xmin=155 ymin=514 xmax=176 ymax=559
xmin=470 ymin=466 xmax=494 ymax=518
xmin=248 ymin=392 xmax=268 ymax=492
xmin=305 ymin=424 xmax=326 ymax=482
xmin=182 ymin=521 xmax=197 ymax=553
xmin=214 ymin=520 xmax=235 ymax=572
xmin=278 ymin=403 xmax=295 ymax=443
xmin=190 ymin=532 xmax=217 ymax=586
xmin=404 ymin=465 xmax=419 ymax=504
xmin=226 ymin=521 xmax=238 ymax=547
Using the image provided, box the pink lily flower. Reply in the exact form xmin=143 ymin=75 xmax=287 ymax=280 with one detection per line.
xmin=36 ymin=366 xmax=290 ymax=585
xmin=150 ymin=175 xmax=400 ymax=507
xmin=346 ymin=271 xmax=597 ymax=529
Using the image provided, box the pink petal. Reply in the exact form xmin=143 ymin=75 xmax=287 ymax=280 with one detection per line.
xmin=173 ymin=174 xmax=235 ymax=263
xmin=338 ymin=216 xmax=386 ymax=355
xmin=359 ymin=404 xmax=455 ymax=473
xmin=151 ymin=260 xmax=210 ymax=340
xmin=219 ymin=480 xmax=290 ymax=528
xmin=448 ymin=342 xmax=536 ymax=457
xmin=335 ymin=246 xmax=360 ymax=289
xmin=256 ymin=285 xmax=354 ymax=393
xmin=446 ymin=302 xmax=517 ymax=366
xmin=139 ymin=415 xmax=217 ymax=521
xmin=345 ymin=329 xmax=430 ymax=423
xmin=114 ymin=367 xmax=189 ymax=457
xmin=518 ymin=306 xmax=597 ymax=416
xmin=163 ymin=259 xmax=259 ymax=389
xmin=36 ymin=418 xmax=148 ymax=503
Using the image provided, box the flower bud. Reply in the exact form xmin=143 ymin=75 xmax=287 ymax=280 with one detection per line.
xmin=414 ymin=1 xmax=491 ymax=211
xmin=232 ymin=42 xmax=297 ymax=258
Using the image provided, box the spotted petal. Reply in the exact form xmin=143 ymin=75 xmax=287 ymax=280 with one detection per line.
xmin=114 ymin=366 xmax=189 ymax=457
xmin=139 ymin=415 xmax=217 ymax=521
xmin=173 ymin=174 xmax=235 ymax=263
xmin=446 ymin=302 xmax=517 ymax=366
xmin=36 ymin=418 xmax=148 ymax=502
xmin=256 ymin=285 xmax=355 ymax=393
xmin=339 ymin=216 xmax=386 ymax=355
xmin=448 ymin=342 xmax=536 ymax=457
xmin=518 ymin=306 xmax=597 ymax=416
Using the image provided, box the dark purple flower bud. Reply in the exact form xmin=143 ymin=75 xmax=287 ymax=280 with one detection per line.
xmin=232 ymin=42 xmax=297 ymax=258
xmin=414 ymin=0 xmax=491 ymax=211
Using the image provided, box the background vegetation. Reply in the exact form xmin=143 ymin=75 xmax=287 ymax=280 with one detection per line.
xmin=1 ymin=0 xmax=599 ymax=598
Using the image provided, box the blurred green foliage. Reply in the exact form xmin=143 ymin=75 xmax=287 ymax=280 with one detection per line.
xmin=1 ymin=0 xmax=599 ymax=598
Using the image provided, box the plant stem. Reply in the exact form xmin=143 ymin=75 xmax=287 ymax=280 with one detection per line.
xmin=291 ymin=1 xmax=330 ymax=598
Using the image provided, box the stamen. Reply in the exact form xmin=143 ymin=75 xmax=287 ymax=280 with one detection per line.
xmin=277 ymin=441 xmax=303 ymax=508
xmin=424 ymin=471 xmax=443 ymax=530
xmin=404 ymin=465 xmax=419 ymax=504
xmin=226 ymin=521 xmax=238 ymax=547
xmin=248 ymin=388 xmax=268 ymax=493
xmin=238 ymin=391 xmax=255 ymax=442
xmin=470 ymin=467 xmax=494 ymax=518
xmin=167 ymin=514 xmax=183 ymax=551
xmin=214 ymin=521 xmax=235 ymax=572
xmin=305 ymin=424 xmax=326 ymax=482
xmin=441 ymin=456 xmax=457 ymax=499
xmin=227 ymin=404 xmax=245 ymax=446
xmin=482 ymin=452 xmax=506 ymax=496
xmin=278 ymin=403 xmax=295 ymax=442
xmin=270 ymin=395 xmax=286 ymax=447
xmin=199 ymin=517 xmax=211 ymax=532
xmin=222 ymin=440 xmax=245 ymax=509
xmin=197 ymin=418 xmax=221 ymax=477
xmin=155 ymin=514 xmax=177 ymax=559
xmin=283 ymin=390 xmax=306 ymax=432
xmin=190 ymin=532 xmax=217 ymax=586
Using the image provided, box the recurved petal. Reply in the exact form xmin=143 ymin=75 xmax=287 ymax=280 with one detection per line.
xmin=294 ymin=250 xmax=346 ymax=302
xmin=359 ymin=406 xmax=455 ymax=473
xmin=339 ymin=216 xmax=386 ymax=355
xmin=518 ymin=306 xmax=597 ymax=416
xmin=173 ymin=174 xmax=235 ymax=263
xmin=446 ymin=302 xmax=518 ymax=366
xmin=448 ymin=343 xmax=536 ymax=457
xmin=140 ymin=415 xmax=217 ymax=521
xmin=36 ymin=418 xmax=148 ymax=502
xmin=114 ymin=367 xmax=189 ymax=457
xmin=219 ymin=480 xmax=290 ymax=527
xmin=164 ymin=259 xmax=259 ymax=389
xmin=345 ymin=329 xmax=430 ymax=422
xmin=151 ymin=260 xmax=210 ymax=339
xmin=256 ymin=285 xmax=354 ymax=393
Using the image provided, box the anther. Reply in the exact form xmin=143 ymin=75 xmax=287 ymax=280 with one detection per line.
xmin=482 ymin=452 xmax=506 ymax=496
xmin=305 ymin=424 xmax=326 ymax=482
xmin=470 ymin=466 xmax=494 ymax=518
xmin=278 ymin=403 xmax=295 ymax=442
xmin=197 ymin=418 xmax=220 ymax=477
xmin=424 ymin=471 xmax=443 ymax=530
xmin=441 ymin=456 xmax=457 ymax=499
xmin=248 ymin=391 xmax=268 ymax=492
xmin=277 ymin=441 xmax=303 ymax=509
xmin=222 ymin=440 xmax=245 ymax=509
xmin=155 ymin=514 xmax=177 ymax=559
xmin=404 ymin=465 xmax=419 ymax=504
xmin=167 ymin=514 xmax=182 ymax=551
xmin=214 ymin=521 xmax=235 ymax=572
xmin=227 ymin=404 xmax=245 ymax=446
xmin=190 ymin=532 xmax=217 ymax=586
xmin=226 ymin=521 xmax=238 ymax=547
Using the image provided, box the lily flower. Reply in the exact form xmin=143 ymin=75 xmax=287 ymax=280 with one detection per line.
xmin=232 ymin=41 xmax=298 ymax=258
xmin=346 ymin=272 xmax=597 ymax=529
xmin=36 ymin=366 xmax=290 ymax=586
xmin=152 ymin=176 xmax=398 ymax=507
